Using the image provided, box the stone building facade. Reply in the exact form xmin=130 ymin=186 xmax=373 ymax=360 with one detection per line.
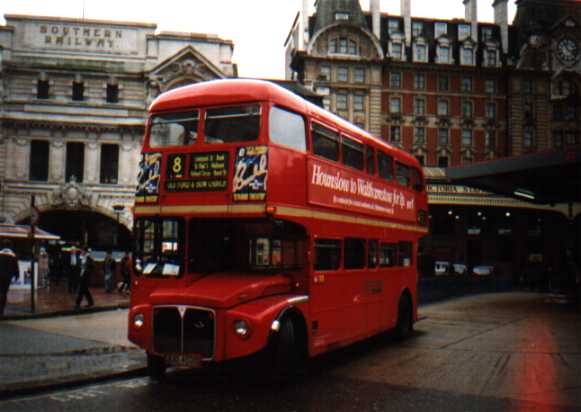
xmin=286 ymin=0 xmax=580 ymax=278
xmin=0 ymin=15 xmax=235 ymax=248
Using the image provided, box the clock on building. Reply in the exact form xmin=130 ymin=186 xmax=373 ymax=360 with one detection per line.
xmin=556 ymin=37 xmax=580 ymax=65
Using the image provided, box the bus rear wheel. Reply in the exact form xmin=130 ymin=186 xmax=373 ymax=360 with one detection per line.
xmin=147 ymin=353 xmax=166 ymax=381
xmin=394 ymin=294 xmax=413 ymax=339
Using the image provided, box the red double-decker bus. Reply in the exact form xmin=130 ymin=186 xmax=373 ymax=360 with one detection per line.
xmin=128 ymin=79 xmax=429 ymax=378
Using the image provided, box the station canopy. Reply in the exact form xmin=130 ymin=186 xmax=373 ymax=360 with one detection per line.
xmin=445 ymin=150 xmax=581 ymax=205
xmin=0 ymin=224 xmax=61 ymax=240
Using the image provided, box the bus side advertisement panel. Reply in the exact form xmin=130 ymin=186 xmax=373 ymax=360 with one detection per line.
xmin=307 ymin=159 xmax=416 ymax=222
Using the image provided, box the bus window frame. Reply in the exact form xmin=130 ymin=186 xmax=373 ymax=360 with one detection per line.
xmin=268 ymin=104 xmax=308 ymax=153
xmin=379 ymin=242 xmax=398 ymax=268
xmin=367 ymin=239 xmax=379 ymax=269
xmin=203 ymin=103 xmax=263 ymax=145
xmin=377 ymin=150 xmax=394 ymax=182
xmin=314 ymin=237 xmax=342 ymax=272
xmin=311 ymin=121 xmax=341 ymax=163
xmin=341 ymin=134 xmax=365 ymax=171
xmin=147 ymin=110 xmax=201 ymax=149
xmin=344 ymin=237 xmax=366 ymax=270
xmin=366 ymin=145 xmax=376 ymax=176
xmin=133 ymin=216 xmax=185 ymax=277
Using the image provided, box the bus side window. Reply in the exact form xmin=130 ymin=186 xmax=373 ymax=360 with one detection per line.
xmin=396 ymin=162 xmax=410 ymax=187
xmin=398 ymin=242 xmax=412 ymax=267
xmin=314 ymin=239 xmax=341 ymax=271
xmin=368 ymin=239 xmax=378 ymax=268
xmin=344 ymin=238 xmax=365 ymax=269
xmin=312 ymin=123 xmax=339 ymax=162
xmin=366 ymin=146 xmax=376 ymax=175
xmin=342 ymin=136 xmax=364 ymax=171
xmin=380 ymin=243 xmax=396 ymax=267
xmin=377 ymin=151 xmax=393 ymax=181
xmin=410 ymin=167 xmax=424 ymax=192
xmin=269 ymin=106 xmax=306 ymax=152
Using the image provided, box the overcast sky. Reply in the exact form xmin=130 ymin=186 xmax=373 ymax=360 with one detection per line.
xmin=0 ymin=0 xmax=517 ymax=79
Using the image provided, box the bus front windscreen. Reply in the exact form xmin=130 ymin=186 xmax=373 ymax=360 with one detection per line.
xmin=133 ymin=217 xmax=184 ymax=277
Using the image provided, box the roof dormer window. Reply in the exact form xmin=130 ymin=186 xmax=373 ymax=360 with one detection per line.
xmin=458 ymin=24 xmax=471 ymax=41
xmin=388 ymin=19 xmax=400 ymax=35
xmin=484 ymin=48 xmax=498 ymax=67
xmin=481 ymin=27 xmax=494 ymax=42
xmin=437 ymin=45 xmax=451 ymax=64
xmin=435 ymin=22 xmax=447 ymax=38
xmin=460 ymin=45 xmax=475 ymax=66
xmin=412 ymin=21 xmax=423 ymax=37
xmin=389 ymin=41 xmax=404 ymax=61
xmin=413 ymin=42 xmax=428 ymax=63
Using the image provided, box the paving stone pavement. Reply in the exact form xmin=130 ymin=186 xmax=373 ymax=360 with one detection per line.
xmin=0 ymin=310 xmax=146 ymax=397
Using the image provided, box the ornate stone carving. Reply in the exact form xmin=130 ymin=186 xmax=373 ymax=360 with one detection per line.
xmin=52 ymin=177 xmax=91 ymax=209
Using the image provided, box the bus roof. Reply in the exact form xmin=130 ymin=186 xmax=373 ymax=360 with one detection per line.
xmin=149 ymin=79 xmax=419 ymax=167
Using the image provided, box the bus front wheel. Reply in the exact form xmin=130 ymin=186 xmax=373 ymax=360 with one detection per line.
xmin=147 ymin=353 xmax=166 ymax=381
xmin=271 ymin=318 xmax=301 ymax=381
xmin=394 ymin=294 xmax=413 ymax=339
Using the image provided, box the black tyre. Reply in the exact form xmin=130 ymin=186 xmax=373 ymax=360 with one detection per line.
xmin=394 ymin=294 xmax=413 ymax=339
xmin=147 ymin=353 xmax=166 ymax=381
xmin=271 ymin=318 xmax=300 ymax=382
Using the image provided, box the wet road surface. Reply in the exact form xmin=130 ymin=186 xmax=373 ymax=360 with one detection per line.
xmin=2 ymin=292 xmax=580 ymax=411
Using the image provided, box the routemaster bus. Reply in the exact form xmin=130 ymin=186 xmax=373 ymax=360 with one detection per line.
xmin=128 ymin=79 xmax=429 ymax=379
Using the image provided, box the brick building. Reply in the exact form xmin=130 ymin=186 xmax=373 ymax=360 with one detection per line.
xmin=286 ymin=0 xmax=580 ymax=280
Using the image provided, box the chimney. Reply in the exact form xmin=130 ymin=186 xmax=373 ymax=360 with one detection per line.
xmin=302 ymin=0 xmax=310 ymax=48
xmin=463 ymin=0 xmax=478 ymax=40
xmin=401 ymin=0 xmax=411 ymax=46
xmin=493 ymin=0 xmax=509 ymax=54
xmin=371 ymin=0 xmax=381 ymax=39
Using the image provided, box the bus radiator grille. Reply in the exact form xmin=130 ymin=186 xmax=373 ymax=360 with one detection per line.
xmin=183 ymin=309 xmax=214 ymax=358
xmin=153 ymin=306 xmax=214 ymax=359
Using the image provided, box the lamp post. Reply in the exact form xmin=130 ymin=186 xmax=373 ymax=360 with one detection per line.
xmin=112 ymin=205 xmax=125 ymax=249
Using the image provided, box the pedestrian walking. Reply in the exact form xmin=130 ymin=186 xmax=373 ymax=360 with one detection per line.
xmin=118 ymin=251 xmax=131 ymax=294
xmin=103 ymin=250 xmax=115 ymax=293
xmin=38 ymin=247 xmax=49 ymax=288
xmin=0 ymin=239 xmax=20 ymax=316
xmin=74 ymin=247 xmax=94 ymax=310
xmin=67 ymin=247 xmax=80 ymax=294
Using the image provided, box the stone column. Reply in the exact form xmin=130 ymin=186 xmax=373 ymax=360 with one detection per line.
xmin=85 ymin=132 xmax=100 ymax=184
xmin=49 ymin=131 xmax=66 ymax=183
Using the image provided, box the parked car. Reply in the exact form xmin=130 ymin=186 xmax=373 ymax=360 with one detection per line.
xmin=434 ymin=261 xmax=450 ymax=276
xmin=453 ymin=263 xmax=468 ymax=275
xmin=473 ymin=265 xmax=494 ymax=276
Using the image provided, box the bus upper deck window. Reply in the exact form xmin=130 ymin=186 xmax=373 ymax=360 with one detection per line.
xmin=396 ymin=162 xmax=410 ymax=186
xmin=377 ymin=151 xmax=393 ymax=181
xmin=366 ymin=146 xmax=376 ymax=175
xmin=269 ymin=106 xmax=306 ymax=152
xmin=410 ymin=168 xmax=424 ymax=191
xmin=205 ymin=105 xmax=260 ymax=144
xmin=312 ymin=123 xmax=339 ymax=162
xmin=149 ymin=112 xmax=199 ymax=148
xmin=342 ymin=136 xmax=364 ymax=171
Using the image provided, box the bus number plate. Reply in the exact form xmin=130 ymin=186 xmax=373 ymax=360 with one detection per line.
xmin=163 ymin=354 xmax=202 ymax=368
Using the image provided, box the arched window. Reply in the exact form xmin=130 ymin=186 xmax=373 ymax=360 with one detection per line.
xmin=329 ymin=37 xmax=359 ymax=56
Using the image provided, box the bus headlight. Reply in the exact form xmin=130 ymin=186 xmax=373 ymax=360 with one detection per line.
xmin=133 ymin=313 xmax=145 ymax=329
xmin=234 ymin=319 xmax=250 ymax=338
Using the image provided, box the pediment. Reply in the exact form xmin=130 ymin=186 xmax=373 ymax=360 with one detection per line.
xmin=148 ymin=45 xmax=225 ymax=91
